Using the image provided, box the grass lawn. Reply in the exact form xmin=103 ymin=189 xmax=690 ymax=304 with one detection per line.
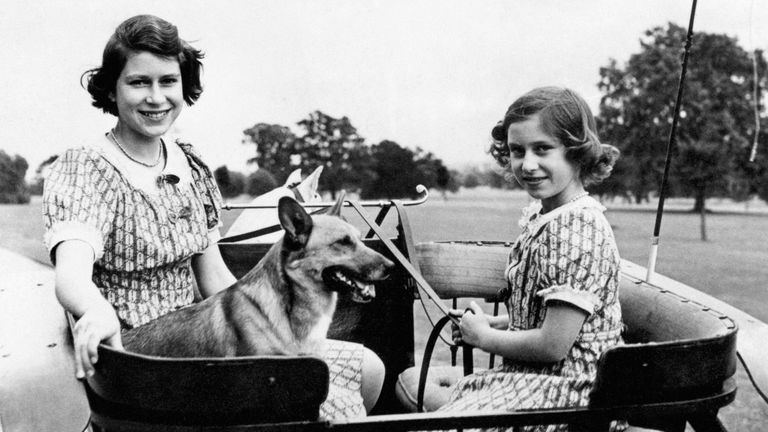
xmin=2 ymin=189 xmax=767 ymax=428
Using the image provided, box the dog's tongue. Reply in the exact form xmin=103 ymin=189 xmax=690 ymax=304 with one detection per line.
xmin=352 ymin=282 xmax=375 ymax=303
xmin=359 ymin=283 xmax=374 ymax=299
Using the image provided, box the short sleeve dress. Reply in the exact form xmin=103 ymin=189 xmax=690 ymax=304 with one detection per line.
xmin=43 ymin=136 xmax=223 ymax=328
xmin=437 ymin=195 xmax=625 ymax=432
xmin=42 ymin=133 xmax=367 ymax=420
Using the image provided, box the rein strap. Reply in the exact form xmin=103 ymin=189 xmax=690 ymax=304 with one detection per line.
xmin=346 ymin=200 xmax=458 ymax=324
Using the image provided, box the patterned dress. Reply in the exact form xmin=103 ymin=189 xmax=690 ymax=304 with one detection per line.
xmin=438 ymin=196 xmax=625 ymax=432
xmin=42 ymin=133 xmax=365 ymax=420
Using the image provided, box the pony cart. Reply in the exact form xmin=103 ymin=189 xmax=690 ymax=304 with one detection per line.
xmin=2 ymin=189 xmax=765 ymax=432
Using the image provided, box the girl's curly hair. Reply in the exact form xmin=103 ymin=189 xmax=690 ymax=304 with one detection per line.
xmin=489 ymin=86 xmax=619 ymax=186
xmin=81 ymin=14 xmax=204 ymax=116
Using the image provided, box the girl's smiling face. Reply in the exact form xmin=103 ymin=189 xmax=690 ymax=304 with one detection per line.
xmin=507 ymin=113 xmax=585 ymax=213
xmin=111 ymin=51 xmax=183 ymax=143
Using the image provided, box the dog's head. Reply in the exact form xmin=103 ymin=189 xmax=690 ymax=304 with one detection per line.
xmin=278 ymin=193 xmax=394 ymax=303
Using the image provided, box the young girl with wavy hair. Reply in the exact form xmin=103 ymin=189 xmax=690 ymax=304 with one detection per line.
xmin=401 ymin=86 xmax=624 ymax=431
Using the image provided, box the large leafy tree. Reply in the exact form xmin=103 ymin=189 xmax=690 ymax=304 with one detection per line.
xmin=296 ymin=111 xmax=371 ymax=197
xmin=598 ymin=23 xmax=767 ymax=219
xmin=361 ymin=141 xmax=451 ymax=199
xmin=242 ymin=123 xmax=300 ymax=185
xmin=242 ymin=112 xmax=378 ymax=197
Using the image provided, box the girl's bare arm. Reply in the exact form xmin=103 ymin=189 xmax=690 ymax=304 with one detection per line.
xmin=458 ymin=301 xmax=587 ymax=363
xmin=191 ymin=241 xmax=237 ymax=298
xmin=54 ymin=240 xmax=123 ymax=378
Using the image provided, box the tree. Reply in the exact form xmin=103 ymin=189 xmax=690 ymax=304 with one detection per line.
xmin=598 ymin=23 xmax=767 ymax=239
xmin=29 ymin=154 xmax=59 ymax=196
xmin=436 ymin=166 xmax=460 ymax=195
xmin=242 ymin=123 xmax=300 ymax=185
xmin=246 ymin=169 xmax=278 ymax=197
xmin=750 ymin=133 xmax=768 ymax=203
xmin=296 ymin=111 xmax=370 ymax=198
xmin=462 ymin=172 xmax=480 ymax=189
xmin=243 ymin=112 xmax=373 ymax=198
xmin=413 ymin=148 xmax=453 ymax=193
xmin=361 ymin=140 xmax=447 ymax=199
xmin=0 ymin=151 xmax=30 ymax=204
xmin=213 ymin=165 xmax=246 ymax=198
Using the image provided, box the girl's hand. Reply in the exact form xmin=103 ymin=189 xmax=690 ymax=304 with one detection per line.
xmin=448 ymin=308 xmax=465 ymax=344
xmin=72 ymin=301 xmax=124 ymax=379
xmin=456 ymin=301 xmax=492 ymax=347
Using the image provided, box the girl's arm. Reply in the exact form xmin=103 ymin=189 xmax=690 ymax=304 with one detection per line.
xmin=191 ymin=241 xmax=237 ymax=298
xmin=450 ymin=308 xmax=509 ymax=344
xmin=54 ymin=240 xmax=123 ymax=378
xmin=458 ymin=300 xmax=587 ymax=363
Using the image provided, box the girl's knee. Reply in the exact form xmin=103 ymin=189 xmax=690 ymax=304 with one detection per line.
xmin=361 ymin=347 xmax=385 ymax=412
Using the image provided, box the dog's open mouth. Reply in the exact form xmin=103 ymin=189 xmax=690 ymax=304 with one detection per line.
xmin=323 ymin=266 xmax=376 ymax=303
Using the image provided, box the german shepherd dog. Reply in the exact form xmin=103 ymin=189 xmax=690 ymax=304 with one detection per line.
xmin=122 ymin=194 xmax=393 ymax=358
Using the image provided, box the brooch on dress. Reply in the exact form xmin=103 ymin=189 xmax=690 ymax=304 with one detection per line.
xmin=518 ymin=200 xmax=542 ymax=229
xmin=157 ymin=174 xmax=180 ymax=188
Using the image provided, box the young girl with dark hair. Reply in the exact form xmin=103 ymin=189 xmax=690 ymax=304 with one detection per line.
xmin=44 ymin=14 xmax=383 ymax=420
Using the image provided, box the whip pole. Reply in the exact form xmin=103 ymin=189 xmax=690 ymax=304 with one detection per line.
xmin=647 ymin=0 xmax=698 ymax=283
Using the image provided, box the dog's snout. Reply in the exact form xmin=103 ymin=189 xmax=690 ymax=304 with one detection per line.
xmin=371 ymin=253 xmax=394 ymax=280
xmin=382 ymin=256 xmax=394 ymax=273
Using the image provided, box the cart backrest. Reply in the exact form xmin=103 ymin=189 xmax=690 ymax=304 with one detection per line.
xmin=590 ymin=279 xmax=738 ymax=407
xmin=85 ymin=344 xmax=329 ymax=428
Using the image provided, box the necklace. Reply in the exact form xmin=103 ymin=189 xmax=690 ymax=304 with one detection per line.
xmin=108 ymin=130 xmax=163 ymax=168
xmin=568 ymin=191 xmax=589 ymax=203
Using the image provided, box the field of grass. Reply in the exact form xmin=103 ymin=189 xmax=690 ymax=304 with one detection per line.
xmin=2 ymin=189 xmax=767 ymax=428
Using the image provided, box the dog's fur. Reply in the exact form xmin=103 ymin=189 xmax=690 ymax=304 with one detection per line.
xmin=122 ymin=195 xmax=393 ymax=358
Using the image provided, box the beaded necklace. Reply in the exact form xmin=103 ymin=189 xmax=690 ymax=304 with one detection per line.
xmin=566 ymin=191 xmax=590 ymax=203
xmin=108 ymin=130 xmax=164 ymax=168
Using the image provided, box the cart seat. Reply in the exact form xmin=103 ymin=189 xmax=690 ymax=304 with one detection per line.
xmin=84 ymin=344 xmax=329 ymax=431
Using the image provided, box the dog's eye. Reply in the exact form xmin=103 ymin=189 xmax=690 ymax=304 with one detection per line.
xmin=335 ymin=235 xmax=353 ymax=246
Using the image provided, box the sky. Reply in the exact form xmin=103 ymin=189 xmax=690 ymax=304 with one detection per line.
xmin=1 ymin=0 xmax=766 ymax=178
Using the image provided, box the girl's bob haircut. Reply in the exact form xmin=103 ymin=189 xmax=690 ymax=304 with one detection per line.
xmin=82 ymin=14 xmax=204 ymax=116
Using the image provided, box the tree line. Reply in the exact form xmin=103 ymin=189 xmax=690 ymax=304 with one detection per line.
xmin=215 ymin=110 xmax=459 ymax=200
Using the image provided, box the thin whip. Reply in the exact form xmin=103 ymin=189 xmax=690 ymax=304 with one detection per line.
xmin=646 ymin=0 xmax=698 ymax=283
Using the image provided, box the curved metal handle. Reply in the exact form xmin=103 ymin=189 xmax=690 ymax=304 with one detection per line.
xmin=223 ymin=185 xmax=428 ymax=210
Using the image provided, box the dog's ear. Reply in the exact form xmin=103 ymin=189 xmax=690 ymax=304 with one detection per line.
xmin=327 ymin=191 xmax=346 ymax=217
xmin=278 ymin=196 xmax=313 ymax=248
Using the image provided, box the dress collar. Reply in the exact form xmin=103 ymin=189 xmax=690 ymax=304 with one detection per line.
xmin=96 ymin=133 xmax=193 ymax=194
xmin=518 ymin=195 xmax=605 ymax=233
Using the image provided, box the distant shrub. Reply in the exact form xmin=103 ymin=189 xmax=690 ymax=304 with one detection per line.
xmin=247 ymin=169 xmax=278 ymax=196
xmin=0 ymin=151 xmax=30 ymax=204
xmin=214 ymin=165 xmax=247 ymax=198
